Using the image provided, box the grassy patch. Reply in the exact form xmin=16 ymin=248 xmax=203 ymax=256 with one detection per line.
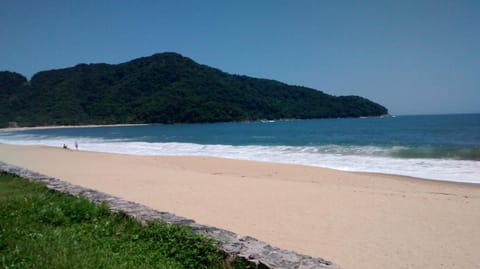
xmin=0 ymin=172 xmax=234 ymax=269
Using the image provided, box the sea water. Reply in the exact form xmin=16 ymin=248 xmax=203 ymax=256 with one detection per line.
xmin=1 ymin=114 xmax=479 ymax=183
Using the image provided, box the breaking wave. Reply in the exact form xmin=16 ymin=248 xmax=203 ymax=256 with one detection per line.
xmin=0 ymin=132 xmax=478 ymax=184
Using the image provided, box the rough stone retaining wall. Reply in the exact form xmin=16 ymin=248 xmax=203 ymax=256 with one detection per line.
xmin=0 ymin=161 xmax=342 ymax=269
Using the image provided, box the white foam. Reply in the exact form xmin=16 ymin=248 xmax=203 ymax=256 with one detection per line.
xmin=0 ymin=135 xmax=478 ymax=184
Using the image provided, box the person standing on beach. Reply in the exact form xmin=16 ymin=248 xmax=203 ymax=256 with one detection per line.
xmin=75 ymin=140 xmax=78 ymax=150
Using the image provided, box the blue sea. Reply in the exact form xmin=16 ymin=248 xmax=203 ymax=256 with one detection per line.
xmin=1 ymin=114 xmax=479 ymax=183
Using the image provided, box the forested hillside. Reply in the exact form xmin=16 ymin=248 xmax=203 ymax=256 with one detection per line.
xmin=0 ymin=53 xmax=388 ymax=127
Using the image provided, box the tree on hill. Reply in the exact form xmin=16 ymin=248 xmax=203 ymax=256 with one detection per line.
xmin=0 ymin=53 xmax=388 ymax=127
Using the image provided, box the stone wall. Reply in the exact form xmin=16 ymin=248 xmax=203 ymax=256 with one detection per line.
xmin=0 ymin=161 xmax=342 ymax=269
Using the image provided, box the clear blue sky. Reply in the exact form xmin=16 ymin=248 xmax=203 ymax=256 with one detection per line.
xmin=1 ymin=0 xmax=479 ymax=115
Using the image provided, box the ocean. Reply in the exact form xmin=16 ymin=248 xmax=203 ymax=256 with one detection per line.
xmin=1 ymin=114 xmax=479 ymax=183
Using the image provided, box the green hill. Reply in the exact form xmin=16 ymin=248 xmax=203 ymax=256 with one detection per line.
xmin=0 ymin=52 xmax=388 ymax=127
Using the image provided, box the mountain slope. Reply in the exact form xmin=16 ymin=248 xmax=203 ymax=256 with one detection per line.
xmin=0 ymin=53 xmax=388 ymax=127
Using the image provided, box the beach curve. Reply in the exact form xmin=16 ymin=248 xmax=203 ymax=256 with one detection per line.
xmin=0 ymin=143 xmax=479 ymax=269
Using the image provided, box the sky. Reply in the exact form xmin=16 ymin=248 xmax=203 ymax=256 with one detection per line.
xmin=1 ymin=0 xmax=479 ymax=115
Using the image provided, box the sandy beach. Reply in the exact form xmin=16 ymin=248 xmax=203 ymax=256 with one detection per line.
xmin=0 ymin=143 xmax=479 ymax=269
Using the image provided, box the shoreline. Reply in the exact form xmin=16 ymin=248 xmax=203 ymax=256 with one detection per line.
xmin=2 ymin=120 xmax=478 ymax=185
xmin=0 ymin=123 xmax=150 ymax=132
xmin=0 ymin=140 xmax=478 ymax=185
xmin=0 ymin=115 xmax=392 ymax=132
xmin=0 ymin=143 xmax=479 ymax=269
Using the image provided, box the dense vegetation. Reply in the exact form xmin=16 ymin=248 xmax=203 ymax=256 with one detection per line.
xmin=0 ymin=173 xmax=254 ymax=269
xmin=0 ymin=53 xmax=388 ymax=127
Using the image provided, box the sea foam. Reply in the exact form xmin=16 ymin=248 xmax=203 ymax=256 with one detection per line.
xmin=1 ymin=133 xmax=478 ymax=184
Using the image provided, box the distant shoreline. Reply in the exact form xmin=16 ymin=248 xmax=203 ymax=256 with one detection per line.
xmin=0 ymin=123 xmax=150 ymax=132
xmin=0 ymin=114 xmax=395 ymax=132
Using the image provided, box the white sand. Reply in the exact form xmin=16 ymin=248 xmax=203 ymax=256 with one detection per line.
xmin=1 ymin=143 xmax=479 ymax=269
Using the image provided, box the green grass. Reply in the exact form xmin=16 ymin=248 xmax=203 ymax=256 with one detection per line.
xmin=0 ymin=172 xmax=239 ymax=269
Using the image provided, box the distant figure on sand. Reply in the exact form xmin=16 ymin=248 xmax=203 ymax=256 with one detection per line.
xmin=75 ymin=141 xmax=78 ymax=150
xmin=63 ymin=144 xmax=68 ymax=149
